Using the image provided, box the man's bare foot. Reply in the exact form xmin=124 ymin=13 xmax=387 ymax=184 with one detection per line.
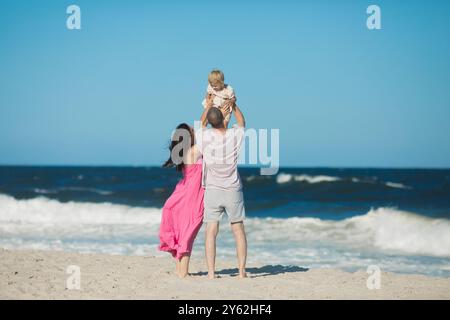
xmin=208 ymin=272 xmax=216 ymax=279
xmin=238 ymin=272 xmax=247 ymax=279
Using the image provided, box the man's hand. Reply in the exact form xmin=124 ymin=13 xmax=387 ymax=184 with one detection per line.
xmin=220 ymin=99 xmax=234 ymax=114
xmin=205 ymin=93 xmax=214 ymax=108
xmin=219 ymin=106 xmax=231 ymax=122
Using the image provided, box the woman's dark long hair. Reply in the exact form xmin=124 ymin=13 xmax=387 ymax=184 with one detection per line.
xmin=162 ymin=123 xmax=194 ymax=172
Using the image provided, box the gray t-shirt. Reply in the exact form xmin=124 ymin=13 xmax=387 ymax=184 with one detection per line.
xmin=196 ymin=125 xmax=245 ymax=191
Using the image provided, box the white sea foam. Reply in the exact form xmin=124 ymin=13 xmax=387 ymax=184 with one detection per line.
xmin=1 ymin=194 xmax=449 ymax=276
xmin=0 ymin=194 xmax=161 ymax=225
xmin=33 ymin=188 xmax=57 ymax=195
xmin=275 ymin=173 xmax=292 ymax=184
xmin=385 ymin=182 xmax=412 ymax=189
xmin=33 ymin=187 xmax=113 ymax=195
xmin=244 ymin=175 xmax=271 ymax=182
xmin=276 ymin=173 xmax=341 ymax=184
xmin=276 ymin=173 xmax=412 ymax=189
xmin=60 ymin=187 xmax=113 ymax=195
xmin=247 ymin=208 xmax=450 ymax=258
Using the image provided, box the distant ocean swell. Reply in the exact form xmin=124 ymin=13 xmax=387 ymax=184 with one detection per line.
xmin=21 ymin=173 xmax=416 ymax=199
xmin=273 ymin=173 xmax=412 ymax=189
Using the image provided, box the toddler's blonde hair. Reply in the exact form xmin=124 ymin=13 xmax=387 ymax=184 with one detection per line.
xmin=208 ymin=69 xmax=225 ymax=85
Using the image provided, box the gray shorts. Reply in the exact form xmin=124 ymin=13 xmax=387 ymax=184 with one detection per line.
xmin=204 ymin=189 xmax=246 ymax=223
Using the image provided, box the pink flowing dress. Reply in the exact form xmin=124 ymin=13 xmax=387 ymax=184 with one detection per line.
xmin=158 ymin=158 xmax=204 ymax=260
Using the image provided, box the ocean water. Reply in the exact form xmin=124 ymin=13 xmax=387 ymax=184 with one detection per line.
xmin=0 ymin=166 xmax=449 ymax=277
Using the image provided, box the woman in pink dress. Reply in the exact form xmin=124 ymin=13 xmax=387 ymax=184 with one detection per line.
xmin=159 ymin=123 xmax=204 ymax=278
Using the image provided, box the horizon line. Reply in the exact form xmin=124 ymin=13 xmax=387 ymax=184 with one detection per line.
xmin=0 ymin=164 xmax=449 ymax=170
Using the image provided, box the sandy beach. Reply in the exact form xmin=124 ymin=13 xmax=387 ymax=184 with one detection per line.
xmin=1 ymin=248 xmax=449 ymax=300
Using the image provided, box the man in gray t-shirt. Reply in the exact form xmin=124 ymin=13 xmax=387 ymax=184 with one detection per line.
xmin=197 ymin=102 xmax=248 ymax=279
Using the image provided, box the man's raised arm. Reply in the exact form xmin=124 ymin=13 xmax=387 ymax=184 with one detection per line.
xmin=233 ymin=104 xmax=245 ymax=128
xmin=200 ymin=107 xmax=209 ymax=128
xmin=200 ymin=94 xmax=213 ymax=128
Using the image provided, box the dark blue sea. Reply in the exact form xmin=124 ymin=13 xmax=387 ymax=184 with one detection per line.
xmin=1 ymin=166 xmax=449 ymax=277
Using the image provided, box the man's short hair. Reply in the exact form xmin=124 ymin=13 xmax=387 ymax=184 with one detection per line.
xmin=207 ymin=107 xmax=224 ymax=129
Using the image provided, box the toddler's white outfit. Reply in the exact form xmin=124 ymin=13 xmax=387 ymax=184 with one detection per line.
xmin=202 ymin=84 xmax=235 ymax=121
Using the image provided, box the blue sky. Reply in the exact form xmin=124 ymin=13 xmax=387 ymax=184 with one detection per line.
xmin=1 ymin=0 xmax=449 ymax=167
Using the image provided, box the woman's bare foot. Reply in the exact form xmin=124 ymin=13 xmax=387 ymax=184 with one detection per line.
xmin=177 ymin=255 xmax=191 ymax=279
xmin=238 ymin=271 xmax=247 ymax=279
